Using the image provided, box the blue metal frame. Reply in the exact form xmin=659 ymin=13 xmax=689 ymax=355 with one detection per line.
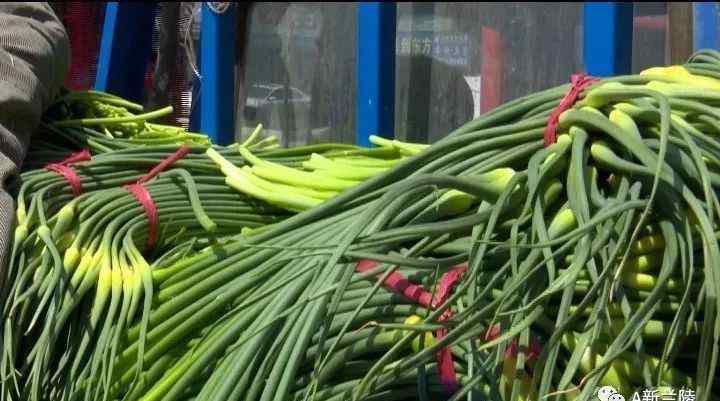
xmin=356 ymin=2 xmax=397 ymax=147
xmin=199 ymin=2 xmax=237 ymax=145
xmin=95 ymin=2 xmax=156 ymax=101
xmin=694 ymin=2 xmax=719 ymax=51
xmin=94 ymin=2 xmax=654 ymax=147
xmin=583 ymin=2 xmax=633 ymax=77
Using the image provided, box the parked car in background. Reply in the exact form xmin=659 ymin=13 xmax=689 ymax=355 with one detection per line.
xmin=242 ymin=83 xmax=319 ymax=146
xmin=243 ymin=83 xmax=311 ymax=120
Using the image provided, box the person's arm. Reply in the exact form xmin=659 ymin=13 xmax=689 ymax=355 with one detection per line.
xmin=0 ymin=2 xmax=70 ymax=268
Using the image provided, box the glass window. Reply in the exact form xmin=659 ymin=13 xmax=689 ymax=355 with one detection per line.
xmin=291 ymin=88 xmax=308 ymax=100
xmin=268 ymin=88 xmax=288 ymax=102
xmin=247 ymin=84 xmax=271 ymax=99
xmin=238 ymin=2 xmax=357 ymax=146
xmin=394 ymin=3 xmax=583 ymax=143
xmin=632 ymin=3 xmax=668 ymax=73
xmin=238 ymin=3 xmax=672 ymax=146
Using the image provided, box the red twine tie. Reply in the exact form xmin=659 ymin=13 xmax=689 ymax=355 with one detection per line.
xmin=484 ymin=323 xmax=542 ymax=365
xmin=44 ymin=149 xmax=92 ymax=197
xmin=431 ymin=265 xmax=467 ymax=395
xmin=355 ymin=260 xmax=468 ymax=395
xmin=125 ymin=145 xmax=191 ymax=251
xmin=136 ymin=145 xmax=191 ymax=184
xmin=355 ymin=259 xmax=434 ymax=307
xmin=544 ymin=74 xmax=600 ymax=147
xmin=125 ymin=183 xmax=159 ymax=250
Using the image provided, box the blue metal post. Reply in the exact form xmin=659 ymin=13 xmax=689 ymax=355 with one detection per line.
xmin=583 ymin=2 xmax=633 ymax=76
xmin=694 ymin=2 xmax=719 ymax=51
xmin=95 ymin=2 xmax=156 ymax=101
xmin=199 ymin=2 xmax=237 ymax=145
xmin=357 ymin=2 xmax=396 ymax=147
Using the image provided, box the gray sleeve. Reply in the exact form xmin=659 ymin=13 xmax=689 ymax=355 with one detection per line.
xmin=0 ymin=2 xmax=70 ymax=267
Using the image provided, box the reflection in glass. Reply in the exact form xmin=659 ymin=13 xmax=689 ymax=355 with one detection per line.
xmin=238 ymin=3 xmax=357 ymax=146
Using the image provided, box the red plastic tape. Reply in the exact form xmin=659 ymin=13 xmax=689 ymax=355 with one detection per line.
xmin=126 ymin=145 xmax=192 ymax=251
xmin=44 ymin=149 xmax=92 ymax=197
xmin=45 ymin=164 xmax=84 ymax=197
xmin=125 ymin=183 xmax=159 ymax=251
xmin=544 ymin=74 xmax=599 ymax=147
xmin=60 ymin=149 xmax=92 ymax=164
xmin=484 ymin=323 xmax=542 ymax=364
xmin=137 ymin=145 xmax=191 ymax=184
xmin=354 ymin=260 xmax=468 ymax=395
xmin=431 ymin=265 xmax=468 ymax=308
xmin=354 ymin=259 xmax=433 ymax=307
xmin=432 ymin=265 xmax=468 ymax=395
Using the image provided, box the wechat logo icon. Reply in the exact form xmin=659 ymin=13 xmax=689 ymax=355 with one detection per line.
xmin=598 ymin=386 xmax=625 ymax=401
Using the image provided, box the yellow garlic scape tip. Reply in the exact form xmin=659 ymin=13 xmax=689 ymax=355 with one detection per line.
xmin=403 ymin=315 xmax=436 ymax=353
xmin=640 ymin=65 xmax=720 ymax=91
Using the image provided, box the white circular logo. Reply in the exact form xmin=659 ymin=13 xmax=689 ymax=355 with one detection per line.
xmin=598 ymin=386 xmax=624 ymax=401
